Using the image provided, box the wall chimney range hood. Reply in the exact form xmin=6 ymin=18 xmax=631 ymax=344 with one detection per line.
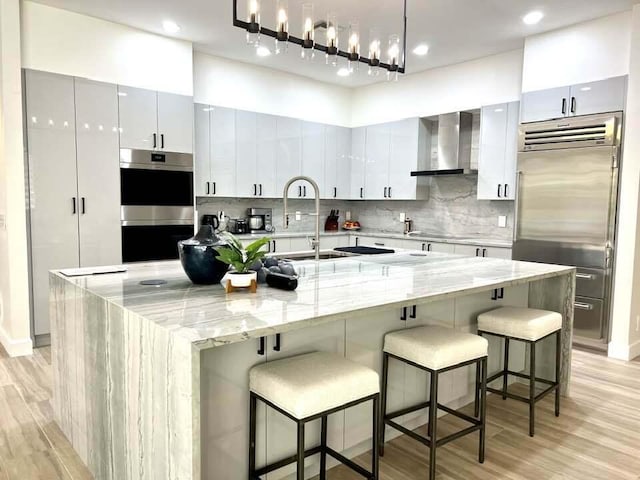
xmin=411 ymin=111 xmax=475 ymax=176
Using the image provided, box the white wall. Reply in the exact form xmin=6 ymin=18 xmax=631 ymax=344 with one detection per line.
xmin=21 ymin=1 xmax=193 ymax=95
xmin=610 ymin=4 xmax=640 ymax=361
xmin=350 ymin=49 xmax=523 ymax=126
xmin=522 ymin=11 xmax=632 ymax=92
xmin=194 ymin=52 xmax=352 ymax=127
xmin=0 ymin=0 xmax=32 ymax=356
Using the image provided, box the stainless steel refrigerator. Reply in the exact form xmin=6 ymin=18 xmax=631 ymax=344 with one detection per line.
xmin=513 ymin=113 xmax=622 ymax=350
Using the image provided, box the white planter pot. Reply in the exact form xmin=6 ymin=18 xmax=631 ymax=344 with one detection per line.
xmin=228 ymin=271 xmax=257 ymax=288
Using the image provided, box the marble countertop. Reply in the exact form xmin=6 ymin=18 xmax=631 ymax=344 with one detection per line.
xmin=234 ymin=230 xmax=512 ymax=248
xmin=53 ymin=253 xmax=572 ymax=350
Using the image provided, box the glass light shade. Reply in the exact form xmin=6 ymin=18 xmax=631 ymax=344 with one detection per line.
xmin=246 ymin=0 xmax=261 ymax=45
xmin=326 ymin=12 xmax=338 ymax=66
xmin=348 ymin=22 xmax=360 ymax=57
xmin=387 ymin=34 xmax=401 ymax=68
xmin=274 ymin=0 xmax=288 ymax=53
xmin=368 ymin=28 xmax=381 ymax=76
xmin=301 ymin=3 xmax=315 ymax=59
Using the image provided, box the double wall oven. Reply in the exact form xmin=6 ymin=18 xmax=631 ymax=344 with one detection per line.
xmin=120 ymin=149 xmax=194 ymax=262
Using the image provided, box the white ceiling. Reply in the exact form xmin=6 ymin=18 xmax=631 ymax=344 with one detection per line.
xmin=30 ymin=0 xmax=638 ymax=87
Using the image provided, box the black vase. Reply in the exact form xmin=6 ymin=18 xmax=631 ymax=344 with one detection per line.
xmin=178 ymin=225 xmax=229 ymax=285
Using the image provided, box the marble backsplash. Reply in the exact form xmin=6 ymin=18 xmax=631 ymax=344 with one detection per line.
xmin=197 ymin=175 xmax=514 ymax=240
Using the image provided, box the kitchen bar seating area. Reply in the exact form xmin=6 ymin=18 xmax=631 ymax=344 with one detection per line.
xmin=3 ymin=1 xmax=640 ymax=480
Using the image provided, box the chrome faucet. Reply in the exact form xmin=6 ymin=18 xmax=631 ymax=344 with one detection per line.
xmin=283 ymin=176 xmax=321 ymax=261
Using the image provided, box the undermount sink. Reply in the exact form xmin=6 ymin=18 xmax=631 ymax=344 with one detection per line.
xmin=275 ymin=250 xmax=360 ymax=261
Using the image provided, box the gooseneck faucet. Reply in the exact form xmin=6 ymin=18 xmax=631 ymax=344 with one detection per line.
xmin=283 ymin=176 xmax=321 ymax=261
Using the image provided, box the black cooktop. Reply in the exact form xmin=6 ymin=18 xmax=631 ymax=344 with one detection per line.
xmin=334 ymin=246 xmax=396 ymax=255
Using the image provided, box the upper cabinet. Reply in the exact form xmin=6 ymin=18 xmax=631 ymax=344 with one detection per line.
xmin=118 ymin=86 xmax=193 ymax=153
xmin=520 ymin=76 xmax=627 ymax=123
xmin=324 ymin=126 xmax=352 ymax=199
xmin=477 ymin=102 xmax=519 ymax=200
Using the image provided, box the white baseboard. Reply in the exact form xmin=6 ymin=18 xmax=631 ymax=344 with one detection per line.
xmin=0 ymin=325 xmax=33 ymax=357
xmin=608 ymin=339 xmax=640 ymax=361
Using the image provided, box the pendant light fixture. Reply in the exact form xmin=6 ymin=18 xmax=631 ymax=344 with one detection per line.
xmin=232 ymin=0 xmax=408 ymax=77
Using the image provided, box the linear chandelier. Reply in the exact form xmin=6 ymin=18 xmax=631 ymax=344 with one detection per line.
xmin=232 ymin=0 xmax=407 ymax=79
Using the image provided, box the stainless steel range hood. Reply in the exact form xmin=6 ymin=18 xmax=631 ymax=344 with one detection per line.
xmin=411 ymin=111 xmax=475 ymax=176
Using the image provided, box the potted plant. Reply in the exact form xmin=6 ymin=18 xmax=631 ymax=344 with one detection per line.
xmin=215 ymin=233 xmax=271 ymax=289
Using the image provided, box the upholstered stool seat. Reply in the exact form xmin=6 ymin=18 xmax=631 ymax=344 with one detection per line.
xmin=384 ymin=325 xmax=488 ymax=370
xmin=477 ymin=307 xmax=562 ymax=437
xmin=478 ymin=307 xmax=562 ymax=341
xmin=250 ymin=351 xmax=380 ymax=419
xmin=249 ymin=351 xmax=380 ymax=480
xmin=380 ymin=325 xmax=489 ymax=480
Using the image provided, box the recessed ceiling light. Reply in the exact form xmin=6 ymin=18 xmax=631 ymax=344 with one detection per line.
xmin=412 ymin=44 xmax=429 ymax=56
xmin=256 ymin=46 xmax=271 ymax=57
xmin=523 ymin=11 xmax=544 ymax=25
xmin=337 ymin=68 xmax=351 ymax=77
xmin=162 ymin=20 xmax=181 ymax=34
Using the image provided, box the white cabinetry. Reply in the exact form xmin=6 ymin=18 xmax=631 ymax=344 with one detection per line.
xmin=118 ymin=85 xmax=193 ymax=153
xmin=477 ymin=102 xmax=519 ymax=200
xmin=453 ymin=244 xmax=512 ymax=259
xmin=520 ymin=76 xmax=627 ymax=123
xmin=364 ymin=123 xmax=391 ymax=200
xmin=25 ymin=71 xmax=121 ymax=338
xmin=235 ymin=110 xmax=258 ymax=197
xmin=411 ymin=241 xmax=456 ymax=254
xmin=350 ymin=127 xmax=366 ymax=200
xmin=324 ymin=126 xmax=351 ymax=199
xmin=301 ymin=121 xmax=325 ymax=197
xmin=256 ymin=114 xmax=278 ymax=198
xmin=277 ymin=116 xmax=303 ymax=197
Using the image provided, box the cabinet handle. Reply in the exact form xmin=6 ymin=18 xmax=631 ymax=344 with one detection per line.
xmin=561 ymin=98 xmax=567 ymax=115
xmin=570 ymin=97 xmax=577 ymax=114
xmin=355 ymin=237 xmax=359 ymax=246
xmin=421 ymin=243 xmax=426 ymax=251
xmin=400 ymin=306 xmax=407 ymax=321
xmin=303 ymin=185 xmax=307 ymax=197
xmin=253 ymin=184 xmax=257 ymax=196
xmin=72 ymin=197 xmax=77 ymax=215
xmin=213 ymin=182 xmax=216 ymax=195
xmin=491 ymin=289 xmax=498 ymax=301
xmin=574 ymin=302 xmax=594 ymax=311
xmin=272 ymin=240 xmax=276 ymax=252
xmin=576 ymin=273 xmax=595 ymax=280
xmin=383 ymin=187 xmax=388 ymax=198
xmin=273 ymin=334 xmax=281 ymax=352
xmin=360 ymin=187 xmax=364 ymax=199
xmin=388 ymin=186 xmax=392 ymax=198
xmin=504 ymin=184 xmax=509 ymax=197
xmin=498 ymin=288 xmax=504 ymax=299
xmin=428 ymin=243 xmax=432 ymax=252
xmin=153 ymin=133 xmax=157 ymax=149
xmin=298 ymin=185 xmax=302 ymax=197
xmin=160 ymin=133 xmax=165 ymax=149
xmin=257 ymin=337 xmax=265 ymax=356
xmin=206 ymin=182 xmax=210 ymax=195
xmin=259 ymin=184 xmax=262 ymax=196
xmin=374 ymin=242 xmax=385 ymax=246
xmin=475 ymin=248 xmax=480 ymax=257
xmin=81 ymin=197 xmax=86 ymax=214
xmin=482 ymin=248 xmax=487 ymax=257
xmin=497 ymin=184 xmax=502 ymax=198
xmin=410 ymin=305 xmax=417 ymax=319
xmin=334 ymin=187 xmax=337 ymax=198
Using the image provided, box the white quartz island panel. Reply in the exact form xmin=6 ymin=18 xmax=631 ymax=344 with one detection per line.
xmin=50 ymin=253 xmax=574 ymax=480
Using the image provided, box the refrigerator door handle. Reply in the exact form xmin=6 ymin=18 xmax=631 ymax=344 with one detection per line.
xmin=513 ymin=171 xmax=522 ymax=242
xmin=574 ymin=302 xmax=594 ymax=311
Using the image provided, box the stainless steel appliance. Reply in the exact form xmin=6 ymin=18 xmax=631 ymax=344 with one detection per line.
xmin=247 ymin=208 xmax=273 ymax=233
xmin=120 ymin=149 xmax=194 ymax=262
xmin=227 ymin=218 xmax=249 ymax=234
xmin=513 ymin=113 xmax=622 ymax=350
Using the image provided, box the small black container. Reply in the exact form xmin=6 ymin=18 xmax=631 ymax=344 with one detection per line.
xmin=178 ymin=225 xmax=229 ymax=285
xmin=266 ymin=272 xmax=298 ymax=291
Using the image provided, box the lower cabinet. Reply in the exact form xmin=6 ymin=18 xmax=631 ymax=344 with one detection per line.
xmin=454 ymin=244 xmax=512 ymax=259
xmin=409 ymin=241 xmax=456 ymax=254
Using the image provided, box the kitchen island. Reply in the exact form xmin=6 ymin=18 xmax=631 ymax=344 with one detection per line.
xmin=50 ymin=252 xmax=574 ymax=480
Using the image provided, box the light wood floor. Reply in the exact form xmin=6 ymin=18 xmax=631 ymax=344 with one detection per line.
xmin=0 ymin=346 xmax=638 ymax=480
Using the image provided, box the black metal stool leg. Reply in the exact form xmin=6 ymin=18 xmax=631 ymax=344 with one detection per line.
xmin=249 ymin=393 xmax=257 ymax=480
xmin=479 ymin=358 xmax=487 ymax=464
xmin=372 ymin=395 xmax=380 ymax=480
xmin=428 ymin=371 xmax=438 ymax=480
xmin=297 ymin=421 xmax=305 ymax=480
xmin=503 ymin=337 xmax=510 ymax=400
xmin=379 ymin=353 xmax=389 ymax=457
xmin=474 ymin=360 xmax=481 ymax=418
xmin=555 ymin=330 xmax=561 ymax=417
xmin=319 ymin=416 xmax=327 ymax=480
xmin=529 ymin=341 xmax=536 ymax=437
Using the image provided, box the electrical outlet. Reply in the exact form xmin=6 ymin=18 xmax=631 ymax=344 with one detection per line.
xmin=345 ymin=211 xmax=351 ymax=221
xmin=498 ymin=216 xmax=507 ymax=228
xmin=399 ymin=212 xmax=406 ymax=222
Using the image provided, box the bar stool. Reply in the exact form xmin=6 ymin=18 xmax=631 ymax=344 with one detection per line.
xmin=477 ymin=307 xmax=562 ymax=437
xmin=249 ymin=351 xmax=380 ymax=480
xmin=380 ymin=326 xmax=489 ymax=480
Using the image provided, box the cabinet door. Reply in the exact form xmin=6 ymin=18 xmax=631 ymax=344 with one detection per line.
xmin=364 ymin=123 xmax=390 ymax=200
xmin=287 ymin=237 xmax=310 ymax=252
xmin=74 ymin=78 xmax=122 ymax=267
xmin=265 ymin=321 xmax=345 ymax=479
xmin=520 ymin=86 xmax=571 ymax=123
xmin=257 ymin=114 xmax=278 ymax=198
xmin=477 ymin=104 xmax=508 ymax=200
xmin=194 ymin=104 xmax=211 ymax=197
xmin=200 ymin=339 xmax=267 ymax=479
xmin=25 ymin=70 xmax=80 ymax=336
xmin=323 ymin=125 xmax=338 ymax=199
xmin=570 ymin=76 xmax=627 ymax=117
xmin=345 ymin=310 xmax=404 ymax=450
xmin=301 ymin=122 xmax=325 ymax=197
xmin=388 ymin=118 xmax=418 ymax=200
xmin=420 ymin=241 xmax=456 ymax=254
xmin=276 ymin=117 xmax=302 ymax=197
xmin=269 ymin=237 xmax=291 ymax=254
xmin=453 ymin=244 xmax=483 ymax=257
xmin=318 ymin=235 xmax=350 ymax=250
xmin=157 ymin=92 xmax=193 ymax=153
xmin=350 ymin=126 xmax=366 ymax=200
xmin=235 ymin=110 xmax=258 ymax=198
xmin=484 ymin=247 xmax=512 ymax=259
xmin=502 ymin=101 xmax=520 ymax=200
xmin=210 ymin=107 xmax=237 ymax=197
xmin=335 ymin=127 xmax=352 ymax=199
xmin=118 ymin=85 xmax=158 ymax=150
